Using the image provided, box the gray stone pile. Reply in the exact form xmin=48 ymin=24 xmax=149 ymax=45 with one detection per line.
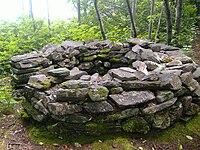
xmin=11 ymin=38 xmax=200 ymax=134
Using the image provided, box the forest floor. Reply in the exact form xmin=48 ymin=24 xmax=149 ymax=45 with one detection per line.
xmin=0 ymin=28 xmax=200 ymax=150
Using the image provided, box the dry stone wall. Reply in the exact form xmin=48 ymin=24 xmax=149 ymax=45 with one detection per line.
xmin=11 ymin=38 xmax=200 ymax=134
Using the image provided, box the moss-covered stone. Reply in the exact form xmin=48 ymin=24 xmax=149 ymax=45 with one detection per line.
xmin=163 ymin=57 xmax=173 ymax=63
xmin=100 ymin=49 xmax=111 ymax=54
xmin=88 ymin=86 xmax=109 ymax=101
xmin=110 ymin=58 xmax=121 ymax=63
xmin=97 ymin=54 xmax=108 ymax=60
xmin=83 ymin=55 xmax=97 ymax=61
xmin=22 ymin=100 xmax=46 ymax=122
xmin=122 ymin=117 xmax=150 ymax=134
xmin=105 ymin=108 xmax=139 ymax=122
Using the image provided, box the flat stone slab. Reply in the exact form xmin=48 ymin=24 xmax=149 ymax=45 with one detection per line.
xmin=28 ymin=74 xmax=51 ymax=90
xmin=110 ymin=68 xmax=138 ymax=81
xmin=109 ymin=91 xmax=155 ymax=107
xmin=11 ymin=51 xmax=41 ymax=62
xmin=62 ymin=40 xmax=83 ymax=49
xmin=48 ymin=102 xmax=82 ymax=115
xmin=68 ymin=67 xmax=88 ymax=80
xmin=84 ymin=101 xmax=113 ymax=113
xmin=13 ymin=57 xmax=51 ymax=69
xmin=53 ymin=88 xmax=89 ymax=102
xmin=88 ymin=86 xmax=109 ymax=101
xmin=122 ymin=80 xmax=161 ymax=90
xmin=48 ymin=68 xmax=70 ymax=77
xmin=159 ymin=73 xmax=182 ymax=90
xmin=142 ymin=98 xmax=177 ymax=114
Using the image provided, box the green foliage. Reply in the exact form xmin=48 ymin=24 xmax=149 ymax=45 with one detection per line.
xmin=0 ymin=77 xmax=17 ymax=115
xmin=122 ymin=117 xmax=150 ymax=134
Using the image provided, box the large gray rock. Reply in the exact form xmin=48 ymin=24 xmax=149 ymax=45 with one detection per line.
xmin=180 ymin=72 xmax=193 ymax=85
xmin=109 ymin=91 xmax=155 ymax=107
xmin=193 ymin=86 xmax=200 ymax=97
xmin=48 ymin=102 xmax=82 ymax=115
xmin=142 ymin=98 xmax=177 ymax=114
xmin=88 ymin=86 xmax=109 ymax=101
xmin=78 ymin=62 xmax=94 ymax=70
xmin=124 ymin=51 xmax=138 ymax=61
xmin=159 ymin=73 xmax=182 ymax=90
xmin=45 ymin=46 xmax=66 ymax=62
xmin=148 ymin=43 xmax=161 ymax=52
xmin=83 ymin=101 xmax=113 ymax=113
xmin=165 ymin=50 xmax=183 ymax=57
xmin=28 ymin=74 xmax=51 ymax=90
xmin=14 ymin=57 xmax=51 ymax=69
xmin=38 ymin=65 xmax=55 ymax=76
xmin=48 ymin=68 xmax=70 ymax=77
xmin=132 ymin=61 xmax=148 ymax=74
xmin=179 ymin=96 xmax=192 ymax=112
xmin=185 ymin=103 xmax=200 ymax=116
xmin=22 ymin=100 xmax=46 ymax=122
xmin=166 ymin=60 xmax=182 ymax=67
xmin=152 ymin=111 xmax=170 ymax=129
xmin=12 ymin=72 xmax=37 ymax=84
xmin=193 ymin=67 xmax=200 ymax=80
xmin=11 ymin=51 xmax=41 ymax=62
xmin=11 ymin=66 xmax=42 ymax=75
xmin=33 ymin=99 xmax=49 ymax=115
xmin=169 ymin=102 xmax=183 ymax=124
xmin=109 ymin=68 xmax=138 ymax=81
xmin=140 ymin=49 xmax=160 ymax=63
xmin=122 ymin=80 xmax=161 ymax=90
xmin=61 ymin=80 xmax=90 ymax=89
xmin=68 ymin=67 xmax=88 ymax=80
xmin=105 ymin=108 xmax=139 ymax=121
xmin=52 ymin=88 xmax=89 ymax=102
xmin=176 ymin=56 xmax=193 ymax=64
xmin=61 ymin=40 xmax=83 ymax=49
xmin=144 ymin=61 xmax=163 ymax=71
xmin=109 ymin=42 xmax=123 ymax=50
xmin=156 ymin=90 xmax=174 ymax=103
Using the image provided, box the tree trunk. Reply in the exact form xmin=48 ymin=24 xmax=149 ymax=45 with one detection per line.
xmin=29 ymin=0 xmax=36 ymax=31
xmin=131 ymin=0 xmax=136 ymax=29
xmin=46 ymin=0 xmax=51 ymax=28
xmin=126 ymin=0 xmax=137 ymax=38
xmin=94 ymin=0 xmax=107 ymax=40
xmin=163 ymin=0 xmax=172 ymax=44
xmin=148 ymin=0 xmax=155 ymax=39
xmin=155 ymin=8 xmax=163 ymax=42
xmin=77 ymin=0 xmax=81 ymax=25
xmin=175 ymin=0 xmax=183 ymax=35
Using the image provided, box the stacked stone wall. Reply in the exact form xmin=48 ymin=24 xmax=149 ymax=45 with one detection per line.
xmin=11 ymin=38 xmax=200 ymax=134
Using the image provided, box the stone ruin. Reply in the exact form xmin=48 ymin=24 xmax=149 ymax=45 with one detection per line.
xmin=11 ymin=38 xmax=200 ymax=134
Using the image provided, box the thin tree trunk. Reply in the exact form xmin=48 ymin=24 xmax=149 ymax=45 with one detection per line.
xmin=155 ymin=8 xmax=163 ymax=42
xmin=126 ymin=0 xmax=137 ymax=38
xmin=132 ymin=0 xmax=136 ymax=29
xmin=77 ymin=0 xmax=81 ymax=25
xmin=46 ymin=0 xmax=51 ymax=29
xmin=29 ymin=0 xmax=36 ymax=31
xmin=175 ymin=0 xmax=183 ymax=35
xmin=94 ymin=0 xmax=106 ymax=40
xmin=148 ymin=0 xmax=155 ymax=39
xmin=163 ymin=0 xmax=172 ymax=44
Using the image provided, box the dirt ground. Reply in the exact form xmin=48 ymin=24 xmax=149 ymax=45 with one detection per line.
xmin=0 ymin=28 xmax=200 ymax=150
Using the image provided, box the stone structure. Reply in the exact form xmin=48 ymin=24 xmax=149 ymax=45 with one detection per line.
xmin=11 ymin=38 xmax=200 ymax=134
